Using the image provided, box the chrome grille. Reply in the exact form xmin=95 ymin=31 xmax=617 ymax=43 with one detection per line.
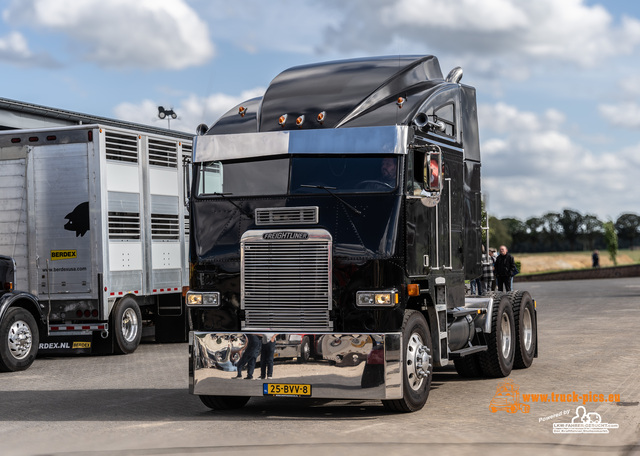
xmin=255 ymin=206 xmax=319 ymax=225
xmin=242 ymin=229 xmax=332 ymax=331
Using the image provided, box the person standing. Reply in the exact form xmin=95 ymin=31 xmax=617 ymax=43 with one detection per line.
xmin=235 ymin=334 xmax=261 ymax=380
xmin=494 ymin=245 xmax=516 ymax=292
xmin=481 ymin=246 xmax=494 ymax=295
xmin=259 ymin=333 xmax=277 ymax=380
xmin=592 ymin=250 xmax=600 ymax=268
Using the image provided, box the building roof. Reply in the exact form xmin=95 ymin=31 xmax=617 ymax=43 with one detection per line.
xmin=0 ymin=97 xmax=193 ymax=140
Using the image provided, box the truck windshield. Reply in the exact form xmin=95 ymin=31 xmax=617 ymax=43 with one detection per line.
xmin=290 ymin=155 xmax=397 ymax=194
xmin=196 ymin=155 xmax=398 ymax=197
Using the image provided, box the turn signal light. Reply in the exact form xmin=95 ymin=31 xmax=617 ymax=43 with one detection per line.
xmin=238 ymin=106 xmax=247 ymax=117
xmin=396 ymin=97 xmax=406 ymax=108
xmin=296 ymin=115 xmax=305 ymax=126
xmin=279 ymin=114 xmax=288 ymax=126
xmin=317 ymin=111 xmax=326 ymax=123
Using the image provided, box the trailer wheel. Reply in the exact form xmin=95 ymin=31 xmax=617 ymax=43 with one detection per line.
xmin=382 ymin=310 xmax=431 ymax=413
xmin=0 ymin=307 xmax=39 ymax=372
xmin=479 ymin=294 xmax=515 ymax=377
xmin=510 ymin=291 xmax=537 ymax=369
xmin=112 ymin=297 xmax=142 ymax=355
xmin=454 ymin=354 xmax=483 ymax=378
xmin=200 ymin=395 xmax=250 ymax=410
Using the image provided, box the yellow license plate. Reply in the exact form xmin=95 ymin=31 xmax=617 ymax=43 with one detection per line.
xmin=263 ymin=383 xmax=312 ymax=397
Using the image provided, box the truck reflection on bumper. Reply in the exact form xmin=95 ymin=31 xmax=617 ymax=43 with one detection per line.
xmin=190 ymin=332 xmax=403 ymax=400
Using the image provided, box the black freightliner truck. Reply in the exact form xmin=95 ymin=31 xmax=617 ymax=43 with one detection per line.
xmin=186 ymin=55 xmax=538 ymax=412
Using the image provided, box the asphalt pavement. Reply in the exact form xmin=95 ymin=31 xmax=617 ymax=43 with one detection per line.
xmin=1 ymin=277 xmax=639 ymax=456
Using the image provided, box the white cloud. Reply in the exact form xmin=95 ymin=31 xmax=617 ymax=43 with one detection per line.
xmin=620 ymin=75 xmax=640 ymax=96
xmin=0 ymin=31 xmax=57 ymax=66
xmin=113 ymin=88 xmax=266 ymax=134
xmin=319 ymin=0 xmax=640 ymax=74
xmin=599 ymin=103 xmax=640 ymax=129
xmin=479 ymin=102 xmax=640 ymax=220
xmin=4 ymin=0 xmax=214 ymax=70
xmin=0 ymin=31 xmax=29 ymax=56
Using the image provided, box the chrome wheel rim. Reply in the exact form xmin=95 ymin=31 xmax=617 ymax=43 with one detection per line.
xmin=500 ymin=312 xmax=512 ymax=359
xmin=406 ymin=332 xmax=431 ymax=391
xmin=121 ymin=308 xmax=139 ymax=343
xmin=522 ymin=307 xmax=533 ymax=352
xmin=8 ymin=319 xmax=32 ymax=360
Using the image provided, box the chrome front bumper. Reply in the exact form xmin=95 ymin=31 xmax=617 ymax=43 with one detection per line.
xmin=190 ymin=332 xmax=403 ymax=400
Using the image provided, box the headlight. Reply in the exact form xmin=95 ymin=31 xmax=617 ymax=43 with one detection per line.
xmin=356 ymin=290 xmax=398 ymax=307
xmin=186 ymin=291 xmax=220 ymax=307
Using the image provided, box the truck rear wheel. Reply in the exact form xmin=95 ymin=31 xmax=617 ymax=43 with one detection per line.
xmin=112 ymin=297 xmax=142 ymax=355
xmin=454 ymin=354 xmax=483 ymax=378
xmin=382 ymin=310 xmax=431 ymax=413
xmin=479 ymin=294 xmax=515 ymax=377
xmin=510 ymin=291 xmax=537 ymax=369
xmin=200 ymin=395 xmax=250 ymax=410
xmin=0 ymin=307 xmax=39 ymax=372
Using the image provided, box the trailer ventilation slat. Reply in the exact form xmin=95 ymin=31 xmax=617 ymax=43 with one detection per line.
xmin=242 ymin=234 xmax=331 ymax=331
xmin=149 ymin=138 xmax=178 ymax=168
xmin=105 ymin=131 xmax=138 ymax=163
xmin=108 ymin=212 xmax=141 ymax=240
xmin=182 ymin=142 xmax=192 ymax=158
xmin=255 ymin=206 xmax=319 ymax=226
xmin=151 ymin=214 xmax=180 ymax=240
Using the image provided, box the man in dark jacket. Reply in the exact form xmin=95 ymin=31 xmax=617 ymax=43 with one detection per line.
xmin=494 ymin=245 xmax=516 ymax=292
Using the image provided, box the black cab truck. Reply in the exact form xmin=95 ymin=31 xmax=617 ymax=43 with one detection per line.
xmin=186 ymin=55 xmax=538 ymax=412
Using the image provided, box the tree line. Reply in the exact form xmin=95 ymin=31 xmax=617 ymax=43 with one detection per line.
xmin=489 ymin=209 xmax=640 ymax=253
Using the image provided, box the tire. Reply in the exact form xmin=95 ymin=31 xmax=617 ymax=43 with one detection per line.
xmin=0 ymin=307 xmax=39 ymax=372
xmin=382 ymin=310 xmax=432 ymax=413
xmin=454 ymin=354 xmax=483 ymax=378
xmin=298 ymin=336 xmax=311 ymax=363
xmin=479 ymin=294 xmax=515 ymax=378
xmin=111 ymin=297 xmax=142 ymax=355
xmin=200 ymin=395 xmax=250 ymax=410
xmin=510 ymin=291 xmax=537 ymax=369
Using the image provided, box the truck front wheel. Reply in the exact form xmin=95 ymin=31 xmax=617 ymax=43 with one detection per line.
xmin=112 ymin=297 xmax=142 ymax=355
xmin=200 ymin=395 xmax=250 ymax=410
xmin=382 ymin=310 xmax=431 ymax=413
xmin=0 ymin=307 xmax=39 ymax=372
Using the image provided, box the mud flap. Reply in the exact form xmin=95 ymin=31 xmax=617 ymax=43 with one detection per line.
xmin=37 ymin=333 xmax=94 ymax=356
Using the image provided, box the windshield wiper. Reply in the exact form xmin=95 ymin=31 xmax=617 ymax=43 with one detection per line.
xmin=213 ymin=192 xmax=254 ymax=219
xmin=300 ymin=184 xmax=362 ymax=216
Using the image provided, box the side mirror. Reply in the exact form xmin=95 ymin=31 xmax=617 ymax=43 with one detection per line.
xmin=424 ymin=149 xmax=442 ymax=192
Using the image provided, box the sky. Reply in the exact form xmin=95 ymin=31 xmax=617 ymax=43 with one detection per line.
xmin=1 ymin=0 xmax=639 ymax=222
